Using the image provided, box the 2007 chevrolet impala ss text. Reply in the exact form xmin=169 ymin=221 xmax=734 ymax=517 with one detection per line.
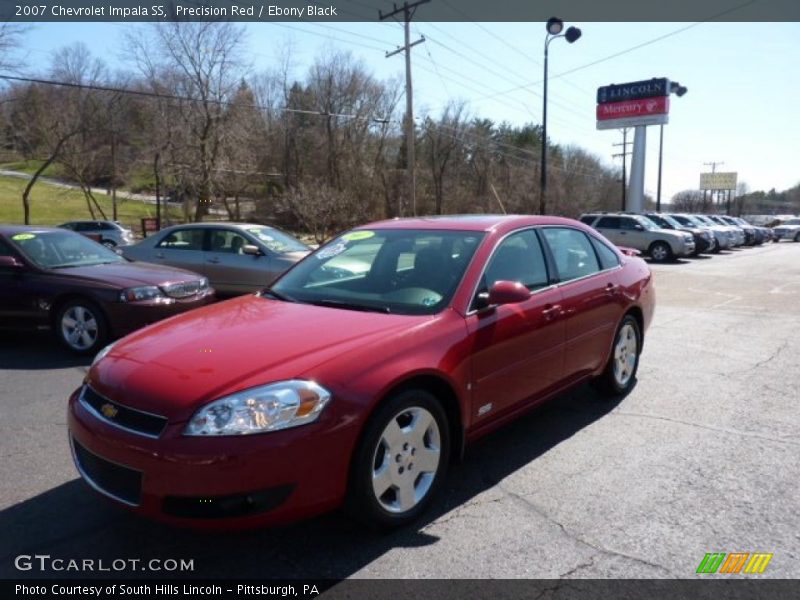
xmin=68 ymin=215 xmax=655 ymax=529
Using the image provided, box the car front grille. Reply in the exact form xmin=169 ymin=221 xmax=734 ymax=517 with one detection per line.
xmin=162 ymin=281 xmax=205 ymax=299
xmin=72 ymin=438 xmax=142 ymax=506
xmin=80 ymin=386 xmax=168 ymax=438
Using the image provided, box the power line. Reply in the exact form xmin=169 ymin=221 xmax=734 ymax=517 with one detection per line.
xmin=0 ymin=73 xmax=394 ymax=124
xmin=444 ymin=1 xmax=755 ymax=107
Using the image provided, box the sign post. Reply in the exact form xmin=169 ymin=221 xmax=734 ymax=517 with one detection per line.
xmin=597 ymin=78 xmax=674 ymax=213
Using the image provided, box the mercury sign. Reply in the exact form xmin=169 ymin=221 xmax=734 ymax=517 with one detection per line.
xmin=596 ymin=78 xmax=671 ymax=130
xmin=700 ymin=172 xmax=738 ymax=190
xmin=596 ymin=96 xmax=670 ymax=130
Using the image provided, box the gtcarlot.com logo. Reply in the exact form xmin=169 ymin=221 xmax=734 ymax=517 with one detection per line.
xmin=14 ymin=554 xmax=194 ymax=572
xmin=696 ymin=552 xmax=773 ymax=574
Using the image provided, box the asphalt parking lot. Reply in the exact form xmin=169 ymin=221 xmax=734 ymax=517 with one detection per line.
xmin=1 ymin=242 xmax=798 ymax=580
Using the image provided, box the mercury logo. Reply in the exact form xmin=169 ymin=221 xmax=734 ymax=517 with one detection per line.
xmin=100 ymin=403 xmax=118 ymax=419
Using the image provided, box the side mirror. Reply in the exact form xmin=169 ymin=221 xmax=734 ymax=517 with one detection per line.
xmin=242 ymin=244 xmax=263 ymax=256
xmin=482 ymin=280 xmax=530 ymax=308
xmin=0 ymin=256 xmax=24 ymax=269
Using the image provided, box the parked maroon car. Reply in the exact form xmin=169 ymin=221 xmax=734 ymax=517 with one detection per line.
xmin=0 ymin=226 xmax=214 ymax=354
xmin=69 ymin=215 xmax=655 ymax=529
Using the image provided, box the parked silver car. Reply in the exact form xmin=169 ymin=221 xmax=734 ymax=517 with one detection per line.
xmin=122 ymin=223 xmax=310 ymax=296
xmin=773 ymin=218 xmax=800 ymax=242
xmin=579 ymin=212 xmax=695 ymax=262
xmin=58 ymin=220 xmax=135 ymax=247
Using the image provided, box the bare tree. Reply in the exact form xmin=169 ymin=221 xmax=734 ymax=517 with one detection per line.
xmin=127 ymin=22 xmax=249 ymax=221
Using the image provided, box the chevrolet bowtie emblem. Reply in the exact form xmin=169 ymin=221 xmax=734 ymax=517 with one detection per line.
xmin=100 ymin=403 xmax=118 ymax=419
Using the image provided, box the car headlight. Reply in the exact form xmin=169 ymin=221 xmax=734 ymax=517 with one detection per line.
xmin=92 ymin=341 xmax=116 ymax=366
xmin=683 ymin=234 xmax=693 ymax=243
xmin=184 ymin=380 xmax=331 ymax=436
xmin=120 ymin=285 xmax=165 ymax=302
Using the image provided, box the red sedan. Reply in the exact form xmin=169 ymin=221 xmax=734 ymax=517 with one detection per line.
xmin=68 ymin=216 xmax=655 ymax=529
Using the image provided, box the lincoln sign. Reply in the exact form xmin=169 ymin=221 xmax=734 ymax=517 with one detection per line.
xmin=597 ymin=78 xmax=671 ymax=130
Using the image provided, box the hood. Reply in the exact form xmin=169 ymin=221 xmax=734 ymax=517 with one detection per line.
xmin=776 ymin=224 xmax=800 ymax=230
xmin=56 ymin=261 xmax=204 ymax=288
xmin=89 ymin=295 xmax=428 ymax=420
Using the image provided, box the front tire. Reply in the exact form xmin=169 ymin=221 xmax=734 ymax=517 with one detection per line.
xmin=347 ymin=389 xmax=450 ymax=529
xmin=55 ymin=299 xmax=108 ymax=355
xmin=648 ymin=241 xmax=673 ymax=263
xmin=595 ymin=314 xmax=641 ymax=398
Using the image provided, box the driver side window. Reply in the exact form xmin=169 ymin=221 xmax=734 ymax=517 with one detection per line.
xmin=483 ymin=229 xmax=550 ymax=292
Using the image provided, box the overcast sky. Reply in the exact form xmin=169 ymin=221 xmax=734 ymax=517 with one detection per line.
xmin=18 ymin=20 xmax=800 ymax=202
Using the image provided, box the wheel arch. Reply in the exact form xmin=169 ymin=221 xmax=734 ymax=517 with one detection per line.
xmin=352 ymin=372 xmax=466 ymax=471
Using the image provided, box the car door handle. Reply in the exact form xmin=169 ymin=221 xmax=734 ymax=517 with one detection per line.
xmin=542 ymin=304 xmax=562 ymax=320
xmin=618 ymin=231 xmax=627 ymax=235
xmin=207 ymin=257 xmax=220 ymax=264
xmin=605 ymin=283 xmax=620 ymax=295
xmin=155 ymin=252 xmax=164 ymax=259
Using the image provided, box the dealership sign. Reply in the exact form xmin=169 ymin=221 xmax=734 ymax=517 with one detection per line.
xmin=700 ymin=172 xmax=738 ymax=190
xmin=596 ymin=77 xmax=671 ymax=130
xmin=597 ymin=78 xmax=669 ymax=104
xmin=596 ymin=97 xmax=669 ymax=130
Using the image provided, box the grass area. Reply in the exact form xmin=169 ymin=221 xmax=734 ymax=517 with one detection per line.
xmin=0 ymin=159 xmax=60 ymax=179
xmin=0 ymin=175 xmax=183 ymax=233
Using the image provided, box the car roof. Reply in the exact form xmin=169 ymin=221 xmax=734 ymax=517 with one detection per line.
xmin=357 ymin=214 xmax=584 ymax=233
xmin=0 ymin=224 xmax=61 ymax=236
xmin=161 ymin=222 xmax=271 ymax=230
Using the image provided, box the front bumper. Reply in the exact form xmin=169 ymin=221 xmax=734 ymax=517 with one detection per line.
xmin=67 ymin=386 xmax=354 ymax=529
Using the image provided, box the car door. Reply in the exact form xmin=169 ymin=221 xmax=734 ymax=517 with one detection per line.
xmin=151 ymin=227 xmax=208 ymax=276
xmin=467 ymin=229 xmax=566 ymax=424
xmin=540 ymin=227 xmax=623 ymax=380
xmin=617 ymin=216 xmax=650 ymax=250
xmin=594 ymin=216 xmax=624 ymax=246
xmin=204 ymin=228 xmax=273 ymax=295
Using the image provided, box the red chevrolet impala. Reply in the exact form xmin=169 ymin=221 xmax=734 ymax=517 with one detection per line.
xmin=68 ymin=215 xmax=655 ymax=529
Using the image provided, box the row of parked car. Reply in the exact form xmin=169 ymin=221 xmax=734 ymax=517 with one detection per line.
xmin=1 ymin=212 xmax=794 ymax=355
xmin=578 ymin=212 xmax=779 ymax=262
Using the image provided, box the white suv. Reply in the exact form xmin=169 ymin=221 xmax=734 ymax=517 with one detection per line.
xmin=58 ymin=220 xmax=135 ymax=247
xmin=580 ymin=213 xmax=695 ymax=262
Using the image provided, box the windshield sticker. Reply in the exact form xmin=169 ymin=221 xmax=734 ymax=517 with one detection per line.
xmin=11 ymin=233 xmax=35 ymax=241
xmin=316 ymin=240 xmax=348 ymax=260
xmin=342 ymin=231 xmax=375 ymax=242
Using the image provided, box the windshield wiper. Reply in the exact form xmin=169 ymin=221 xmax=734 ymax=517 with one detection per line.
xmin=308 ymin=299 xmax=391 ymax=314
xmin=261 ymin=288 xmax=295 ymax=302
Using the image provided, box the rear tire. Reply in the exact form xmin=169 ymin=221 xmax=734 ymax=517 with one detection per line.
xmin=648 ymin=241 xmax=673 ymax=263
xmin=55 ymin=299 xmax=108 ymax=355
xmin=346 ymin=389 xmax=450 ymax=529
xmin=595 ymin=314 xmax=641 ymax=398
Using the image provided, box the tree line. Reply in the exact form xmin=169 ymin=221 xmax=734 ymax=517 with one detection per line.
xmin=6 ymin=22 xmax=755 ymax=241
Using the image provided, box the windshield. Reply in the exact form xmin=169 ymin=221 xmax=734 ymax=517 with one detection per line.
xmin=694 ymin=215 xmax=714 ymax=226
xmin=270 ymin=229 xmax=484 ymax=315
xmin=244 ymin=226 xmax=309 ymax=254
xmin=660 ymin=214 xmax=685 ymax=229
xmin=782 ymin=219 xmax=800 ymax=226
xmin=9 ymin=230 xmax=124 ymax=269
xmin=635 ymin=216 xmax=658 ymax=231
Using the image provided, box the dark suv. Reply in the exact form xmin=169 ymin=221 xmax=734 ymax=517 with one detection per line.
xmin=642 ymin=213 xmax=715 ymax=255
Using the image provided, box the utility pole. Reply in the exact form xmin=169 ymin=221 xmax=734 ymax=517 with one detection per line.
xmin=380 ymin=0 xmax=429 ymax=217
xmin=612 ymin=128 xmax=631 ymax=211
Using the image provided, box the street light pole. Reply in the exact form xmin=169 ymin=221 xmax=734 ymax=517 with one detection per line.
xmin=540 ymin=17 xmax=581 ymax=216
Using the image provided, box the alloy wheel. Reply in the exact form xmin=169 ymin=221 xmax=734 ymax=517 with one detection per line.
xmin=371 ymin=406 xmax=441 ymax=514
xmin=61 ymin=305 xmax=99 ymax=351
xmin=613 ymin=323 xmax=638 ymax=388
